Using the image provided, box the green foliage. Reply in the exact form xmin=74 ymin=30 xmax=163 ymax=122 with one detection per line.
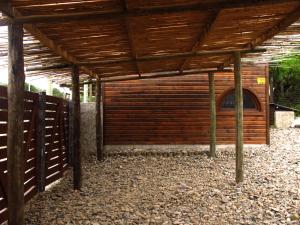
xmin=53 ymin=87 xmax=64 ymax=98
xmin=24 ymin=83 xmax=42 ymax=93
xmin=271 ymin=54 xmax=300 ymax=116
xmin=0 ymin=82 xmax=43 ymax=93
xmin=88 ymin=96 xmax=95 ymax=102
xmin=0 ymin=82 xmax=66 ymax=99
xmin=293 ymin=103 xmax=300 ymax=117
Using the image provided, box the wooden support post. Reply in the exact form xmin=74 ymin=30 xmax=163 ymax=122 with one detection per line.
xmin=7 ymin=22 xmax=25 ymax=225
xmin=96 ymin=80 xmax=104 ymax=161
xmin=208 ymin=72 xmax=216 ymax=157
xmin=36 ymin=92 xmax=46 ymax=192
xmin=234 ymin=52 xmax=244 ymax=183
xmin=266 ymin=66 xmax=271 ymax=146
xmin=72 ymin=65 xmax=81 ymax=190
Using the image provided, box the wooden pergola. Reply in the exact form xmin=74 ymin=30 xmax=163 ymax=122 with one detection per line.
xmin=244 ymin=19 xmax=300 ymax=64
xmin=1 ymin=1 xmax=300 ymax=224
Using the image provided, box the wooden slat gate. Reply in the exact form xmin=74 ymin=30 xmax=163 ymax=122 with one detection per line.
xmin=0 ymin=86 xmax=70 ymax=224
xmin=44 ymin=95 xmax=69 ymax=185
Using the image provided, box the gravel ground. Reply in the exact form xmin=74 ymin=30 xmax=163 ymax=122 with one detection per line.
xmin=24 ymin=128 xmax=300 ymax=225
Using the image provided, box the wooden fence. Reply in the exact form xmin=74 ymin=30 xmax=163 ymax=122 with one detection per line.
xmin=0 ymin=86 xmax=70 ymax=224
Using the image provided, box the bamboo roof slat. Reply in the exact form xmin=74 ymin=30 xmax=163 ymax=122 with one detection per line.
xmin=0 ymin=0 xmax=299 ymax=84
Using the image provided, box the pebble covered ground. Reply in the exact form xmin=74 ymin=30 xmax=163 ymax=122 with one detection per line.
xmin=24 ymin=128 xmax=300 ymax=225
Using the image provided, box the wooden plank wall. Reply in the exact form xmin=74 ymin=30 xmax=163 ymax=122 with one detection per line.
xmin=104 ymin=65 xmax=268 ymax=145
xmin=0 ymin=85 xmax=70 ymax=224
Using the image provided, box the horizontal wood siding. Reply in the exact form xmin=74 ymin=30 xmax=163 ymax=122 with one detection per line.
xmin=104 ymin=65 xmax=268 ymax=145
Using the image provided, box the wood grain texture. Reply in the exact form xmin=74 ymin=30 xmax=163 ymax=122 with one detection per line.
xmin=96 ymin=80 xmax=104 ymax=161
xmin=0 ymin=1 xmax=299 ymax=83
xmin=103 ymin=65 xmax=268 ymax=145
xmin=234 ymin=52 xmax=244 ymax=183
xmin=209 ymin=72 xmax=216 ymax=157
xmin=72 ymin=65 xmax=81 ymax=190
xmin=0 ymin=85 xmax=70 ymax=224
xmin=7 ymin=22 xmax=25 ymax=225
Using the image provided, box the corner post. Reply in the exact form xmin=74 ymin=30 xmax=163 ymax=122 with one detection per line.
xmin=96 ymin=79 xmax=104 ymax=161
xmin=72 ymin=65 xmax=81 ymax=190
xmin=36 ymin=92 xmax=46 ymax=192
xmin=208 ymin=72 xmax=216 ymax=157
xmin=234 ymin=52 xmax=244 ymax=183
xmin=7 ymin=22 xmax=25 ymax=225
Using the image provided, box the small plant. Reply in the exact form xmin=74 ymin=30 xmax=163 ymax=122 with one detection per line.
xmin=271 ymin=54 xmax=300 ymax=116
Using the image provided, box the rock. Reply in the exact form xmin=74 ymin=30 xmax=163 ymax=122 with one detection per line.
xmin=23 ymin=128 xmax=300 ymax=225
xmin=221 ymin=196 xmax=230 ymax=204
xmin=290 ymin=213 xmax=300 ymax=221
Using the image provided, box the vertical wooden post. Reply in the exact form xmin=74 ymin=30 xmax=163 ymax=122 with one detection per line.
xmin=265 ymin=66 xmax=270 ymax=146
xmin=72 ymin=65 xmax=81 ymax=190
xmin=208 ymin=72 xmax=216 ymax=157
xmin=96 ymin=80 xmax=104 ymax=161
xmin=36 ymin=92 xmax=46 ymax=192
xmin=234 ymin=52 xmax=244 ymax=183
xmin=7 ymin=23 xmax=25 ymax=225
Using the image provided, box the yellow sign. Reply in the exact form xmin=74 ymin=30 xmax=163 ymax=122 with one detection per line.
xmin=257 ymin=77 xmax=266 ymax=85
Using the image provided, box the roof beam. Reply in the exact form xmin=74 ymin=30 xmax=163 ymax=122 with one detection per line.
xmin=100 ymin=69 xmax=232 ymax=83
xmin=0 ymin=1 xmax=12 ymax=17
xmin=1 ymin=8 xmax=98 ymax=77
xmin=25 ymin=63 xmax=70 ymax=72
xmin=122 ymin=0 xmax=141 ymax=76
xmin=78 ymin=48 xmax=266 ymax=66
xmin=0 ymin=0 xmax=299 ymax=26
xmin=61 ymin=68 xmax=233 ymax=86
xmin=178 ymin=12 xmax=219 ymax=73
xmin=22 ymin=23 xmax=96 ymax=76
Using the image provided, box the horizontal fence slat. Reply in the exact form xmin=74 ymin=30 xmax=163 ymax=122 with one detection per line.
xmin=0 ymin=85 xmax=70 ymax=224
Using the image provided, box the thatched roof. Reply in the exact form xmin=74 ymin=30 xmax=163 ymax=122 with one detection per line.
xmin=244 ymin=19 xmax=300 ymax=64
xmin=0 ymin=1 xmax=300 ymax=84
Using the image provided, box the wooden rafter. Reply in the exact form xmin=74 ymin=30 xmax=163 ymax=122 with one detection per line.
xmin=77 ymin=48 xmax=266 ymax=66
xmin=26 ymin=63 xmax=70 ymax=72
xmin=60 ymin=68 xmax=233 ymax=86
xmin=222 ymin=4 xmax=300 ymax=68
xmin=101 ymin=68 xmax=232 ymax=82
xmin=0 ymin=0 xmax=299 ymax=26
xmin=178 ymin=12 xmax=219 ymax=73
xmin=21 ymin=48 xmax=265 ymax=75
xmin=0 ymin=1 xmax=299 ymax=83
xmin=1 ymin=6 xmax=97 ymax=78
xmin=0 ymin=0 xmax=11 ymax=17
xmin=21 ymin=22 xmax=96 ymax=77
xmin=121 ymin=0 xmax=141 ymax=76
